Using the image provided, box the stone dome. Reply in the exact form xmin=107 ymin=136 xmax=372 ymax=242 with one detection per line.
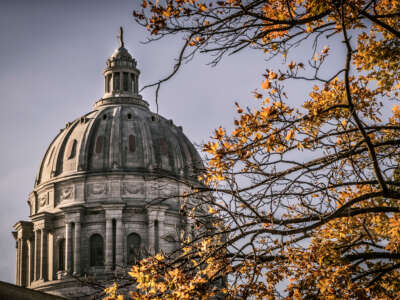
xmin=35 ymin=102 xmax=202 ymax=187
xmin=12 ymin=28 xmax=204 ymax=299
xmin=35 ymin=40 xmax=202 ymax=188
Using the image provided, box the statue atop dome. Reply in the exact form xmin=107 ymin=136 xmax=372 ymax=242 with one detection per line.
xmin=118 ymin=26 xmax=124 ymax=49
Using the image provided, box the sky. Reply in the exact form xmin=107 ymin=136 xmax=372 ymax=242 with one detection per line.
xmin=0 ymin=0 xmax=272 ymax=283
xmin=0 ymin=0 xmax=352 ymax=285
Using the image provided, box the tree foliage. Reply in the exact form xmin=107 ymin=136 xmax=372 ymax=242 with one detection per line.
xmin=106 ymin=0 xmax=400 ymax=299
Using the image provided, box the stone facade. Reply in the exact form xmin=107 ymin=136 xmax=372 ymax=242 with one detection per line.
xmin=12 ymin=28 xmax=202 ymax=299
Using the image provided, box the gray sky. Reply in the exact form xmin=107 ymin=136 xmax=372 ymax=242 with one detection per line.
xmin=0 ymin=0 xmax=271 ymax=283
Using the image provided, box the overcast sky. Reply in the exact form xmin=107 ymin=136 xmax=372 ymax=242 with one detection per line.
xmin=0 ymin=0 xmax=351 ymax=284
xmin=0 ymin=0 xmax=272 ymax=283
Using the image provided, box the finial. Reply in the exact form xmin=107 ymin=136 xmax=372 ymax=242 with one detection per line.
xmin=118 ymin=26 xmax=124 ymax=48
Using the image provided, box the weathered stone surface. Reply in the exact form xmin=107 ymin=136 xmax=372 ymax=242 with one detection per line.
xmin=12 ymin=30 xmax=202 ymax=299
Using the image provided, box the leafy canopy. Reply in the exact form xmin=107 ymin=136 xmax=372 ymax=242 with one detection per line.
xmin=106 ymin=0 xmax=400 ymax=299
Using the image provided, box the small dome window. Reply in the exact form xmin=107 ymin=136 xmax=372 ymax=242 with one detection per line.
xmin=67 ymin=139 xmax=77 ymax=159
xmin=102 ymin=114 xmax=107 ymax=120
xmin=159 ymin=138 xmax=168 ymax=154
xmin=95 ymin=136 xmax=104 ymax=154
xmin=129 ymin=135 xmax=136 ymax=152
xmin=127 ymin=113 xmax=132 ymax=120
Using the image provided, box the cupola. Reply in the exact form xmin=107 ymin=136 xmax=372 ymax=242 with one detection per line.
xmin=95 ymin=27 xmax=147 ymax=109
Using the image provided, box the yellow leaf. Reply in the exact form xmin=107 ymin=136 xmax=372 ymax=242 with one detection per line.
xmin=261 ymin=79 xmax=270 ymax=90
xmin=199 ymin=3 xmax=207 ymax=11
xmin=285 ymin=129 xmax=295 ymax=141
xmin=288 ymin=61 xmax=296 ymax=70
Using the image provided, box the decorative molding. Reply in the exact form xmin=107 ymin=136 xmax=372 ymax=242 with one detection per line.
xmin=60 ymin=186 xmax=73 ymax=200
xmin=121 ymin=182 xmax=144 ymax=196
xmin=88 ymin=183 xmax=108 ymax=196
xmin=39 ymin=193 xmax=49 ymax=207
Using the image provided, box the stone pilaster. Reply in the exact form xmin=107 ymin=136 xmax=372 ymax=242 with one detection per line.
xmin=19 ymin=239 xmax=28 ymax=286
xmin=13 ymin=221 xmax=33 ymax=286
xmin=103 ymin=203 xmax=124 ymax=271
xmin=60 ymin=206 xmax=83 ymax=275
xmin=65 ymin=222 xmax=72 ymax=274
xmin=31 ymin=212 xmax=52 ymax=282
xmin=16 ymin=238 xmax=20 ymax=285
xmin=116 ymin=218 xmax=124 ymax=269
xmin=39 ymin=229 xmax=48 ymax=280
xmin=34 ymin=229 xmax=40 ymax=281
xmin=105 ymin=217 xmax=113 ymax=271
xmin=147 ymin=206 xmax=167 ymax=254
xmin=73 ymin=222 xmax=81 ymax=275
xmin=27 ymin=239 xmax=34 ymax=285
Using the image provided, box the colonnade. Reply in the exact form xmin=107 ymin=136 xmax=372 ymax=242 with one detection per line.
xmin=13 ymin=206 xmax=168 ymax=287
xmin=104 ymin=71 xmax=139 ymax=95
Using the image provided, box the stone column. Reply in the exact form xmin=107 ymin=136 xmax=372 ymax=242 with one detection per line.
xmin=105 ymin=218 xmax=113 ymax=271
xmin=73 ymin=222 xmax=81 ymax=275
xmin=27 ymin=240 xmax=34 ymax=285
xmin=148 ymin=207 xmax=167 ymax=254
xmin=135 ymin=75 xmax=138 ymax=93
xmin=16 ymin=239 xmax=20 ymax=285
xmin=34 ymin=229 xmax=40 ymax=281
xmin=116 ymin=218 xmax=124 ymax=269
xmin=39 ymin=229 xmax=48 ymax=280
xmin=119 ymin=72 xmax=123 ymax=92
xmin=20 ymin=239 xmax=28 ymax=286
xmin=65 ymin=222 xmax=72 ymax=274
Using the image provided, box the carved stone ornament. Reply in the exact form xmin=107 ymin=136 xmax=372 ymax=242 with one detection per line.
xmin=121 ymin=182 xmax=145 ymax=195
xmin=60 ymin=187 xmax=73 ymax=200
xmin=39 ymin=193 xmax=49 ymax=207
xmin=88 ymin=183 xmax=107 ymax=195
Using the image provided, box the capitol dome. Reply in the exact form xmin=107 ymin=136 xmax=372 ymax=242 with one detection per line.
xmin=12 ymin=28 xmax=203 ymax=299
xmin=36 ymin=90 xmax=202 ymax=187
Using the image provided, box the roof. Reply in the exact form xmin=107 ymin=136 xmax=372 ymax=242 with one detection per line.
xmin=35 ymin=102 xmax=203 ymax=187
xmin=0 ymin=281 xmax=68 ymax=300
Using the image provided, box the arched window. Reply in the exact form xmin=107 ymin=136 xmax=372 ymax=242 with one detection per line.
xmin=130 ymin=74 xmax=135 ymax=92
xmin=67 ymin=139 xmax=77 ymax=159
xmin=113 ymin=72 xmax=120 ymax=91
xmin=106 ymin=74 xmax=112 ymax=93
xmin=123 ymin=72 xmax=129 ymax=91
xmin=58 ymin=239 xmax=65 ymax=271
xmin=127 ymin=233 xmax=141 ymax=265
xmin=90 ymin=234 xmax=104 ymax=266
